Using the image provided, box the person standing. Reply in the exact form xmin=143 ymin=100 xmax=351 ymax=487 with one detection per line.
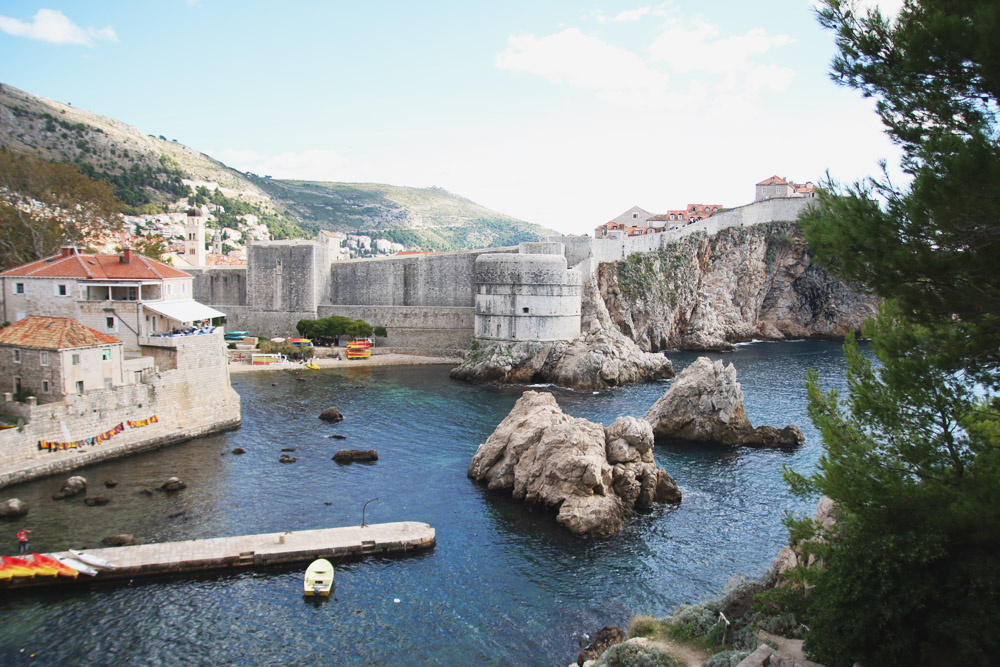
xmin=16 ymin=528 xmax=30 ymax=554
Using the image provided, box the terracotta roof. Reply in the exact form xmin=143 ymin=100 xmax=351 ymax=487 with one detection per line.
xmin=0 ymin=316 xmax=121 ymax=349
xmin=756 ymin=175 xmax=788 ymax=186
xmin=0 ymin=250 xmax=191 ymax=280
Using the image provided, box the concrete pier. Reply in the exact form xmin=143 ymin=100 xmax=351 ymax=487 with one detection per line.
xmin=3 ymin=521 xmax=434 ymax=590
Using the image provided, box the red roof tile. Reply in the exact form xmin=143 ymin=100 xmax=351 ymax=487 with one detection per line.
xmin=0 ymin=250 xmax=190 ymax=280
xmin=0 ymin=316 xmax=121 ymax=349
xmin=756 ymin=175 xmax=788 ymax=186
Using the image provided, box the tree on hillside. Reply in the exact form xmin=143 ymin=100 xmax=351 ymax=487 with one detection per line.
xmin=0 ymin=148 xmax=121 ymax=270
xmin=784 ymin=1 xmax=1000 ymax=665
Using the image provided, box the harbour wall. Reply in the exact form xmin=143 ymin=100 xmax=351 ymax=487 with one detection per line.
xmin=0 ymin=331 xmax=241 ymax=489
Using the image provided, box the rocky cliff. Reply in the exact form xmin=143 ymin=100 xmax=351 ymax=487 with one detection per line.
xmin=599 ymin=222 xmax=879 ymax=351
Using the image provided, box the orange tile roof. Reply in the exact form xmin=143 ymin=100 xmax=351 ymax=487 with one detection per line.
xmin=0 ymin=250 xmax=191 ymax=280
xmin=0 ymin=316 xmax=121 ymax=349
xmin=756 ymin=175 xmax=788 ymax=186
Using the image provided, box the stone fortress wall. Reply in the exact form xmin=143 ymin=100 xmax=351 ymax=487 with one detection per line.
xmin=0 ymin=330 xmax=241 ymax=488
xmin=186 ymin=198 xmax=814 ymax=351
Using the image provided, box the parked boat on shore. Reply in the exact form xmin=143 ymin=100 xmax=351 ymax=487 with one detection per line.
xmin=69 ymin=549 xmax=117 ymax=571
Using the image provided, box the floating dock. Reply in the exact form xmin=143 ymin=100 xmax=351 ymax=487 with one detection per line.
xmin=3 ymin=521 xmax=434 ymax=590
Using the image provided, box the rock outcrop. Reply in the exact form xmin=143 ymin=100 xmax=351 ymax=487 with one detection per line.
xmin=577 ymin=626 xmax=625 ymax=666
xmin=53 ymin=476 xmax=87 ymax=500
xmin=332 ymin=449 xmax=378 ymax=463
xmin=773 ymin=496 xmax=839 ymax=579
xmin=319 ymin=407 xmax=344 ymax=422
xmin=599 ymin=222 xmax=879 ymax=351
xmin=160 ymin=477 xmax=187 ymax=492
xmin=0 ymin=498 xmax=28 ymax=518
xmin=468 ymin=391 xmax=681 ymax=537
xmin=645 ymin=357 xmax=804 ymax=447
xmin=452 ymin=275 xmax=674 ymax=390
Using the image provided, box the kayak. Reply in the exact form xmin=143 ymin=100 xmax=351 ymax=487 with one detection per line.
xmin=68 ymin=549 xmax=118 ymax=571
xmin=304 ymin=361 xmax=320 ymax=370
xmin=32 ymin=553 xmax=79 ymax=578
xmin=0 ymin=562 xmax=34 ymax=578
xmin=2 ymin=555 xmax=58 ymax=577
xmin=0 ymin=564 xmax=14 ymax=580
xmin=53 ymin=554 xmax=99 ymax=577
xmin=303 ymin=558 xmax=334 ymax=596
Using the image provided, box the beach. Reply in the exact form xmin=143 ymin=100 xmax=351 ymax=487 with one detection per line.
xmin=227 ymin=349 xmax=463 ymax=373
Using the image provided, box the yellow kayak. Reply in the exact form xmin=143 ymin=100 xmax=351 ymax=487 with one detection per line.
xmin=0 ymin=562 xmax=35 ymax=578
xmin=304 ymin=361 xmax=320 ymax=370
xmin=3 ymin=556 xmax=57 ymax=577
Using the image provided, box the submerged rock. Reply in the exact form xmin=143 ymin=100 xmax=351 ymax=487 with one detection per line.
xmin=468 ymin=391 xmax=681 ymax=537
xmin=160 ymin=477 xmax=187 ymax=492
xmin=84 ymin=496 xmax=111 ymax=507
xmin=645 ymin=357 xmax=804 ymax=448
xmin=52 ymin=476 xmax=87 ymax=500
xmin=319 ymin=407 xmax=343 ymax=422
xmin=332 ymin=449 xmax=378 ymax=463
xmin=0 ymin=498 xmax=28 ymax=518
xmin=577 ymin=625 xmax=625 ymax=666
xmin=103 ymin=480 xmax=118 ymax=488
xmin=279 ymin=454 xmax=297 ymax=463
xmin=102 ymin=534 xmax=140 ymax=546
xmin=232 ymin=447 xmax=246 ymax=455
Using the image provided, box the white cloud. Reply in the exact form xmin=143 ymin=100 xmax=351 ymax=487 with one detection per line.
xmin=613 ymin=6 xmax=652 ymax=22
xmin=214 ymin=148 xmax=350 ymax=181
xmin=0 ymin=9 xmax=117 ymax=46
xmin=496 ymin=28 xmax=673 ymax=108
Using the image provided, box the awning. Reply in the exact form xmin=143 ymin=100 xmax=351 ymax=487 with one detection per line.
xmin=143 ymin=300 xmax=225 ymax=323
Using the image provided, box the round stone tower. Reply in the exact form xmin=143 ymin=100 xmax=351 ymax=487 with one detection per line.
xmin=474 ymin=243 xmax=582 ymax=342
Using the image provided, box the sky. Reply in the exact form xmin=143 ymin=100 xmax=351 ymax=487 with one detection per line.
xmin=0 ymin=1 xmax=904 ymax=236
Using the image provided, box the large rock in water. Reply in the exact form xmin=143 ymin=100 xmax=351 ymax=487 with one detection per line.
xmin=52 ymin=476 xmax=87 ymax=500
xmin=468 ymin=391 xmax=681 ymax=537
xmin=644 ymin=357 xmax=804 ymax=447
xmin=0 ymin=498 xmax=28 ymax=518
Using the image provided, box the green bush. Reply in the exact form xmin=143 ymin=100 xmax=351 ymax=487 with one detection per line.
xmin=627 ymin=615 xmax=662 ymax=638
xmin=594 ymin=642 xmax=680 ymax=667
xmin=701 ymin=649 xmax=752 ymax=667
xmin=13 ymin=388 xmax=34 ymax=402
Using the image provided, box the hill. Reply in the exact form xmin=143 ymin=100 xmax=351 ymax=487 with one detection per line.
xmin=0 ymin=82 xmax=553 ymax=250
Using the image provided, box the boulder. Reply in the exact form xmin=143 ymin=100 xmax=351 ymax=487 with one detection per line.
xmin=327 ymin=434 xmax=347 ymax=440
xmin=160 ymin=477 xmax=187 ymax=492
xmin=774 ymin=496 xmax=840 ymax=580
xmin=0 ymin=498 xmax=28 ymax=518
xmin=103 ymin=480 xmax=118 ymax=488
xmin=84 ymin=496 xmax=111 ymax=506
xmin=319 ymin=407 xmax=343 ymax=422
xmin=232 ymin=447 xmax=246 ymax=455
xmin=332 ymin=449 xmax=378 ymax=463
xmin=102 ymin=534 xmax=140 ymax=546
xmin=139 ymin=487 xmax=154 ymax=496
xmin=577 ymin=625 xmax=625 ymax=666
xmin=52 ymin=476 xmax=87 ymax=500
xmin=644 ymin=357 xmax=805 ymax=447
xmin=279 ymin=454 xmax=297 ymax=463
xmin=468 ymin=391 xmax=681 ymax=537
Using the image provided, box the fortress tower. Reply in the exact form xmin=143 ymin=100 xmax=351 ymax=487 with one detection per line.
xmin=473 ymin=242 xmax=582 ymax=342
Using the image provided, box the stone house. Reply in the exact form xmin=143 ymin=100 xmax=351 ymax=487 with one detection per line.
xmin=755 ymin=176 xmax=815 ymax=202
xmin=0 ymin=247 xmax=224 ymax=354
xmin=0 ymin=315 xmax=124 ymax=403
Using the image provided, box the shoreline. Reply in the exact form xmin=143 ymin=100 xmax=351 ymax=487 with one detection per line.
xmin=227 ymin=349 xmax=463 ymax=373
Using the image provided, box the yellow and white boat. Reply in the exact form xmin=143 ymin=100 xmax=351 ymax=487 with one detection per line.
xmin=304 ymin=360 xmax=320 ymax=370
xmin=303 ymin=558 xmax=334 ymax=596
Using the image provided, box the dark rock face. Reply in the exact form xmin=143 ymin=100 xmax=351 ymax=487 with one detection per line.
xmin=102 ymin=534 xmax=140 ymax=546
xmin=160 ymin=477 xmax=187 ymax=492
xmin=332 ymin=449 xmax=378 ymax=463
xmin=319 ymin=407 xmax=343 ymax=422
xmin=468 ymin=391 xmax=681 ymax=537
xmin=577 ymin=625 xmax=625 ymax=666
xmin=84 ymin=496 xmax=111 ymax=506
xmin=0 ymin=498 xmax=29 ymax=518
xmin=645 ymin=357 xmax=805 ymax=448
xmin=52 ymin=476 xmax=87 ymax=500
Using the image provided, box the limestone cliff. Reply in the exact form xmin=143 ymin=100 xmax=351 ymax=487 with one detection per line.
xmin=599 ymin=222 xmax=878 ymax=351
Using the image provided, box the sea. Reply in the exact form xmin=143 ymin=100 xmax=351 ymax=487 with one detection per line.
xmin=0 ymin=340 xmax=851 ymax=666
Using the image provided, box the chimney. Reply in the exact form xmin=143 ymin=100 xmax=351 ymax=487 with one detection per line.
xmin=60 ymin=246 xmax=78 ymax=258
xmin=121 ymin=248 xmax=133 ymax=264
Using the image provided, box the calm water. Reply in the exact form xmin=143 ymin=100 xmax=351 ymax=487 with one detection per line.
xmin=0 ymin=341 xmax=849 ymax=666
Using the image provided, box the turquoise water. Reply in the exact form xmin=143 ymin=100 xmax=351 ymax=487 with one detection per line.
xmin=0 ymin=341 xmax=849 ymax=666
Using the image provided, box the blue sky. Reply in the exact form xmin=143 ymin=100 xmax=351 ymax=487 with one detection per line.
xmin=1 ymin=1 xmax=902 ymax=235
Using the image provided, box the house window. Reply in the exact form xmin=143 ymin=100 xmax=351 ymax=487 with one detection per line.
xmin=14 ymin=377 xmax=21 ymax=393
xmin=182 ymin=283 xmax=187 ymax=294
xmin=55 ymin=283 xmax=68 ymax=296
xmin=14 ymin=282 xmax=24 ymax=294
xmin=106 ymin=317 xmax=116 ymax=331
xmin=13 ymin=349 xmax=20 ymax=363
xmin=102 ymin=348 xmax=111 ymax=362
xmin=40 ymin=352 xmax=48 ymax=366
xmin=128 ymin=286 xmax=138 ymax=301
xmin=632 ymin=213 xmax=638 ymax=219
xmin=72 ymin=354 xmax=81 ymax=366
xmin=166 ymin=284 xmax=173 ymax=296
xmin=76 ymin=381 xmax=84 ymax=394
xmin=42 ymin=380 xmax=49 ymax=393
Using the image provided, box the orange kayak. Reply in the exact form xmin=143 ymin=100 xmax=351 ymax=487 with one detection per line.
xmin=33 ymin=553 xmax=79 ymax=578
xmin=0 ymin=564 xmax=15 ymax=580
xmin=2 ymin=555 xmax=58 ymax=577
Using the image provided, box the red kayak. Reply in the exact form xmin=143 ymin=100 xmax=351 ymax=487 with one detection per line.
xmin=32 ymin=553 xmax=79 ymax=578
xmin=2 ymin=555 xmax=58 ymax=577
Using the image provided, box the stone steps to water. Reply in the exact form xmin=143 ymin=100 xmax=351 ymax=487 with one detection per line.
xmin=2 ymin=521 xmax=434 ymax=591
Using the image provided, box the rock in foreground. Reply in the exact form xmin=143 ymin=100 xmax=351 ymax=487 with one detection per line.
xmin=645 ymin=357 xmax=804 ymax=447
xmin=0 ymin=498 xmax=29 ymax=518
xmin=468 ymin=391 xmax=681 ymax=537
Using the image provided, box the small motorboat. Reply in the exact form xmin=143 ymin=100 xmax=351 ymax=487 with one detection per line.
xmin=304 ymin=360 xmax=320 ymax=370
xmin=303 ymin=558 xmax=334 ymax=596
xmin=2 ymin=555 xmax=58 ymax=577
xmin=32 ymin=553 xmax=79 ymax=578
xmin=68 ymin=549 xmax=117 ymax=571
xmin=52 ymin=554 xmax=99 ymax=576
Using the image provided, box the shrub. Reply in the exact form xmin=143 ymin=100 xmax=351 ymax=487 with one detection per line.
xmin=701 ymin=649 xmax=752 ymax=667
xmin=627 ymin=615 xmax=662 ymax=638
xmin=594 ymin=641 xmax=680 ymax=667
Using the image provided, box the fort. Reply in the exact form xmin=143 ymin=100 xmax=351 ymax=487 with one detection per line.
xmin=190 ymin=197 xmax=813 ymax=352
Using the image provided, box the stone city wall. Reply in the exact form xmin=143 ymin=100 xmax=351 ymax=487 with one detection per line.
xmin=188 ymin=266 xmax=247 ymax=307
xmin=0 ymin=331 xmax=241 ymax=488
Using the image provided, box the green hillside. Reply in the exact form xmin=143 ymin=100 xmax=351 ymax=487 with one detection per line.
xmin=0 ymin=82 xmax=554 ymax=250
